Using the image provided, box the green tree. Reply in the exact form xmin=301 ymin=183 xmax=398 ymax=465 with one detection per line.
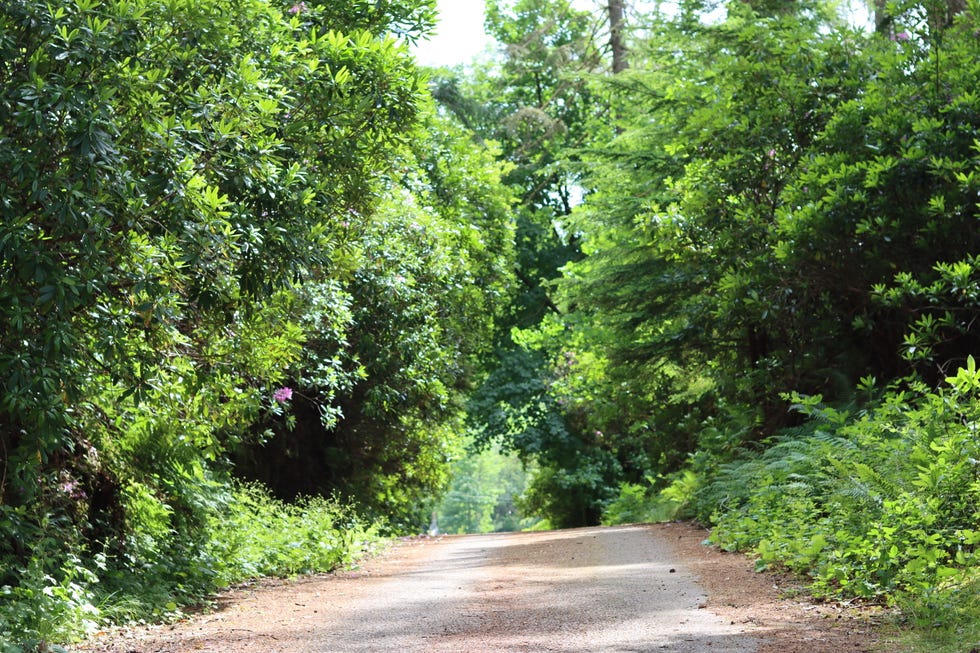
xmin=434 ymin=0 xmax=610 ymax=326
xmin=550 ymin=0 xmax=877 ymax=491
xmin=549 ymin=0 xmax=980 ymax=509
xmin=233 ymin=106 xmax=518 ymax=529
xmin=0 ymin=0 xmax=453 ymax=643
xmin=429 ymin=0 xmax=628 ymax=527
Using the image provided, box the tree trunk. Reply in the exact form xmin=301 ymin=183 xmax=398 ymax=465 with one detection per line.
xmin=929 ymin=0 xmax=967 ymax=32
xmin=947 ymin=0 xmax=966 ymax=16
xmin=607 ymin=0 xmax=628 ymax=74
xmin=874 ymin=0 xmax=891 ymax=35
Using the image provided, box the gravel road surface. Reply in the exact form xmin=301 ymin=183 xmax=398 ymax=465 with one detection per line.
xmin=80 ymin=524 xmax=885 ymax=652
xmin=313 ymin=525 xmax=758 ymax=652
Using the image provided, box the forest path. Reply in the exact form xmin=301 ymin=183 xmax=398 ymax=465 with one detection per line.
xmin=79 ymin=523 xmax=885 ymax=653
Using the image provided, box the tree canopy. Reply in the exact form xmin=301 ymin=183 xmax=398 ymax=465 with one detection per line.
xmin=1 ymin=0 xmax=515 ymax=644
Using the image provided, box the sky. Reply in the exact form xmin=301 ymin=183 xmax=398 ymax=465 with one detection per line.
xmin=409 ymin=0 xmax=601 ymax=68
xmin=412 ymin=0 xmax=493 ymax=68
xmin=409 ymin=1 xmax=874 ymax=68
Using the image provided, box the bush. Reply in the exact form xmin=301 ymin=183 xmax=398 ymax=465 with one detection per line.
xmin=0 ymin=481 xmax=381 ymax=651
xmin=205 ymin=482 xmax=382 ymax=585
xmin=895 ymin=570 xmax=980 ymax=652
xmin=602 ymin=470 xmax=698 ymax=525
xmin=0 ymin=554 xmax=100 ymax=652
xmin=702 ymin=362 xmax=980 ymax=602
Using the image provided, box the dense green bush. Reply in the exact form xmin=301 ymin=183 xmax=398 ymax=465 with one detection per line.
xmin=231 ymin=107 xmax=517 ymax=530
xmin=704 ymin=364 xmax=980 ymax=600
xmin=601 ymin=470 xmax=698 ymax=526
xmin=205 ymin=483 xmax=381 ymax=584
xmin=0 ymin=481 xmax=380 ymax=651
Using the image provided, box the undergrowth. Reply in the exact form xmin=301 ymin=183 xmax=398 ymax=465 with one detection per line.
xmin=703 ymin=370 xmax=979 ymax=601
xmin=602 ymin=360 xmax=980 ymax=651
xmin=892 ymin=570 xmax=980 ymax=652
xmin=601 ymin=470 xmax=698 ymax=525
xmin=0 ymin=482 xmax=381 ymax=653
xmin=205 ymin=483 xmax=381 ymax=584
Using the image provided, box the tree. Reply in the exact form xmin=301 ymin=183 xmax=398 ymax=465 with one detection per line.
xmin=233 ymin=106 xmax=517 ymax=528
xmin=541 ymin=0 xmax=980 ymax=506
xmin=0 ymin=0 xmax=461 ymax=641
xmin=607 ymin=0 xmax=628 ymax=73
xmin=546 ymin=0 xmax=878 ymax=488
xmin=874 ymin=0 xmax=891 ymax=33
xmin=431 ymin=0 xmax=632 ymax=527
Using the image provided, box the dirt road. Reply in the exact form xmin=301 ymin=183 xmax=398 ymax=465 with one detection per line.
xmin=80 ymin=524 xmax=885 ymax=652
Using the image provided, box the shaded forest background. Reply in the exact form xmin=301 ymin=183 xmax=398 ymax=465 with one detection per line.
xmin=1 ymin=0 xmax=979 ymax=650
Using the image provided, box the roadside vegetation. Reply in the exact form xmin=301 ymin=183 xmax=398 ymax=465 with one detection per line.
xmin=2 ymin=0 xmax=979 ymax=651
xmin=438 ymin=0 xmax=980 ymax=649
xmin=1 ymin=0 xmax=512 ymax=649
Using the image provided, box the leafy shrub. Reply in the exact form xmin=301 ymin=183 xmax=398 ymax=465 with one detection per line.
xmin=602 ymin=470 xmax=698 ymax=525
xmin=602 ymin=482 xmax=656 ymax=526
xmin=0 ymin=554 xmax=100 ymax=652
xmin=205 ymin=482 xmax=382 ymax=585
xmin=517 ymin=452 xmax=621 ymax=529
xmin=704 ymin=361 xmax=980 ymax=602
xmin=0 ymin=481 xmax=380 ymax=651
xmin=895 ymin=569 xmax=980 ymax=652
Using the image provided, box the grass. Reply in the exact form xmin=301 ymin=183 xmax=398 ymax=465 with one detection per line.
xmin=881 ymin=573 xmax=980 ymax=653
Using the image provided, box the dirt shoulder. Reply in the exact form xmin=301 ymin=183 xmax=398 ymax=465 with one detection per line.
xmin=660 ymin=521 xmax=891 ymax=652
xmin=76 ymin=522 xmax=892 ymax=652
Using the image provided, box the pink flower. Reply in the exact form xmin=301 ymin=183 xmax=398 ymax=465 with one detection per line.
xmin=273 ymin=387 xmax=293 ymax=403
xmin=893 ymin=31 xmax=910 ymax=41
xmin=288 ymin=2 xmax=306 ymax=14
xmin=58 ymin=476 xmax=87 ymax=501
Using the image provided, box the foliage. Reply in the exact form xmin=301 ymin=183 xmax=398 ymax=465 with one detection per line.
xmin=429 ymin=0 xmax=622 ymax=528
xmin=233 ymin=106 xmax=518 ymax=530
xmin=875 ymin=254 xmax=980 ymax=377
xmin=465 ymin=342 xmax=622 ymax=527
xmin=481 ymin=0 xmax=607 ymax=215
xmin=0 ymin=554 xmax=100 ymax=652
xmin=0 ymin=0 xmax=506 ymax=646
xmin=204 ymin=482 xmax=381 ymax=584
xmin=513 ymin=0 xmax=980 ymax=525
xmin=0 ymin=481 xmax=380 ymax=651
xmin=517 ymin=448 xmax=620 ymax=528
xmin=435 ymin=441 xmax=538 ymax=534
xmin=705 ymin=363 xmax=980 ymax=600
xmin=558 ymin=2 xmax=877 ymax=463
xmin=601 ymin=470 xmax=698 ymax=526
xmin=893 ymin=571 xmax=980 ymax=653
